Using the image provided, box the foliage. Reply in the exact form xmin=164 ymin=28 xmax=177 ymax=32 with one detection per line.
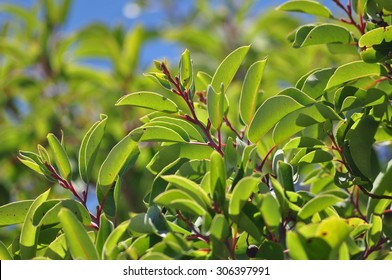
xmin=0 ymin=0 xmax=392 ymax=260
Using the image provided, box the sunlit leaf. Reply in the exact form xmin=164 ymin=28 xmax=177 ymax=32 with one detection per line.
xmin=211 ymin=45 xmax=250 ymax=93
xmin=20 ymin=189 xmax=51 ymax=259
xmin=47 ymin=133 xmax=72 ymax=180
xmin=0 ymin=200 xmax=33 ymax=226
xmin=58 ymin=208 xmax=99 ymax=260
xmin=298 ymin=194 xmax=344 ymax=219
xmin=248 ymin=95 xmax=304 ymax=143
xmin=116 ymin=91 xmax=178 ymax=113
xmin=229 ymin=177 xmax=260 ymax=216
xmin=277 ymin=0 xmax=332 ymax=18
xmin=79 ymin=114 xmax=108 ymax=183
xmin=240 ymin=59 xmax=267 ymax=125
xmin=325 ymin=61 xmax=387 ymax=90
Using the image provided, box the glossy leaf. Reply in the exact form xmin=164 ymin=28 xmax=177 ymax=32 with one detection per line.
xmin=142 ymin=121 xmax=190 ymax=142
xmin=359 ymin=26 xmax=392 ymax=63
xmin=151 ymin=116 xmax=205 ymax=142
xmin=273 ymin=103 xmax=341 ymax=144
xmin=130 ymin=126 xmax=187 ymax=143
xmin=210 ymin=151 xmax=226 ymax=207
xmin=79 ymin=114 xmax=108 ymax=183
xmin=20 ymin=189 xmax=51 ymax=259
xmin=0 ymin=240 xmax=12 ymax=260
xmin=32 ymin=199 xmax=91 ymax=227
xmin=229 ymin=177 xmax=260 ymax=216
xmin=367 ymin=214 xmax=383 ymax=248
xmin=98 ymin=135 xmax=139 ymax=188
xmin=283 ymin=137 xmax=324 ymax=150
xmin=292 ymin=24 xmax=353 ymax=48
xmin=0 ymin=200 xmax=33 ymax=226
xmin=115 ymin=91 xmax=178 ymax=113
xmin=277 ymin=161 xmax=295 ymax=192
xmin=154 ymin=189 xmax=195 ymax=205
xmin=47 ymin=133 xmax=72 ymax=180
xmin=248 ymin=95 xmax=304 ymax=143
xmin=147 ymin=143 xmax=213 ymax=175
xmin=102 ymin=221 xmax=130 ymax=259
xmin=58 ymin=208 xmax=99 ymax=260
xmin=209 ymin=214 xmax=229 ymax=241
xmin=277 ymin=0 xmax=332 ymax=18
xmin=278 ymin=87 xmax=315 ymax=106
xmin=367 ymin=160 xmax=392 ymax=217
xmin=179 ymin=49 xmax=193 ymax=89
xmin=168 ymin=199 xmax=207 ymax=216
xmin=95 ymin=214 xmax=114 ymax=256
xmin=286 ymin=231 xmax=308 ymax=260
xmin=260 ymin=194 xmax=281 ymax=229
xmin=240 ymin=59 xmax=267 ymax=125
xmin=298 ymin=150 xmax=333 ymax=164
xmin=300 ymin=68 xmax=335 ymax=99
xmin=207 ymin=85 xmax=225 ymax=129
xmin=325 ymin=61 xmax=387 ymax=90
xmin=298 ymin=194 xmax=344 ymax=219
xmin=161 ymin=175 xmax=210 ymax=209
xmin=347 ymin=116 xmax=380 ymax=181
xmin=211 ymin=45 xmax=250 ymax=93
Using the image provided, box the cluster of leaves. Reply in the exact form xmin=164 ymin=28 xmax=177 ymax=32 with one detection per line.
xmin=0 ymin=0 xmax=392 ymax=260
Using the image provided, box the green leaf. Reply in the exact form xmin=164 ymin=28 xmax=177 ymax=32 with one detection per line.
xmin=315 ymin=217 xmax=351 ymax=249
xmin=209 ymin=214 xmax=229 ymax=241
xmin=154 ymin=189 xmax=195 ymax=205
xmin=151 ymin=116 xmax=205 ymax=142
xmin=121 ymin=25 xmax=143 ymax=76
xmin=248 ymin=95 xmax=304 ymax=143
xmin=168 ymin=199 xmax=207 ymax=216
xmin=286 ymin=231 xmax=308 ymax=259
xmin=300 ymin=68 xmax=336 ymax=99
xmin=276 ymin=0 xmax=333 ymax=18
xmin=129 ymin=126 xmax=187 ymax=143
xmin=359 ymin=26 xmax=392 ymax=63
xmin=325 ymin=61 xmax=387 ymax=90
xmin=44 ymin=234 xmax=69 ymax=260
xmin=32 ymin=199 xmax=91 ymax=227
xmin=367 ymin=214 xmax=383 ymax=248
xmin=0 ymin=240 xmax=12 ymax=260
xmin=257 ymin=240 xmax=284 ymax=260
xmin=211 ymin=45 xmax=250 ymax=93
xmin=179 ymin=49 xmax=193 ymax=89
xmin=102 ymin=221 xmax=130 ymax=259
xmin=367 ymin=160 xmax=392 ymax=217
xmin=0 ymin=200 xmax=33 ymax=226
xmin=291 ymin=24 xmax=353 ymax=48
xmin=79 ymin=114 xmax=108 ymax=183
xmin=260 ymin=194 xmax=281 ymax=229
xmin=58 ymin=208 xmax=99 ymax=260
xmin=142 ymin=121 xmax=190 ymax=142
xmin=98 ymin=135 xmax=139 ymax=189
xmin=229 ymin=177 xmax=260 ymax=216
xmin=115 ymin=91 xmax=178 ymax=113
xmin=207 ymin=84 xmax=225 ymax=129
xmin=47 ymin=133 xmax=72 ymax=180
xmin=298 ymin=150 xmax=333 ymax=164
xmin=161 ymin=175 xmax=210 ymax=210
xmin=347 ymin=115 xmax=380 ymax=181
xmin=278 ymin=87 xmax=315 ymax=106
xmin=240 ymin=59 xmax=267 ymax=125
xmin=277 ymin=161 xmax=295 ymax=192
xmin=210 ymin=151 xmax=226 ymax=207
xmin=196 ymin=71 xmax=212 ymax=88
xmin=95 ymin=214 xmax=114 ymax=256
xmin=20 ymin=189 xmax=51 ymax=259
xmin=147 ymin=143 xmax=213 ymax=175
xmin=283 ymin=137 xmax=324 ymax=150
xmin=272 ymin=103 xmax=341 ymax=144
xmin=298 ymin=194 xmax=344 ymax=219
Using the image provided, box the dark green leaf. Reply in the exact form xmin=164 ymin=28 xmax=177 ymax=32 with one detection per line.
xmin=229 ymin=177 xmax=260 ymax=216
xmin=298 ymin=194 xmax=344 ymax=219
